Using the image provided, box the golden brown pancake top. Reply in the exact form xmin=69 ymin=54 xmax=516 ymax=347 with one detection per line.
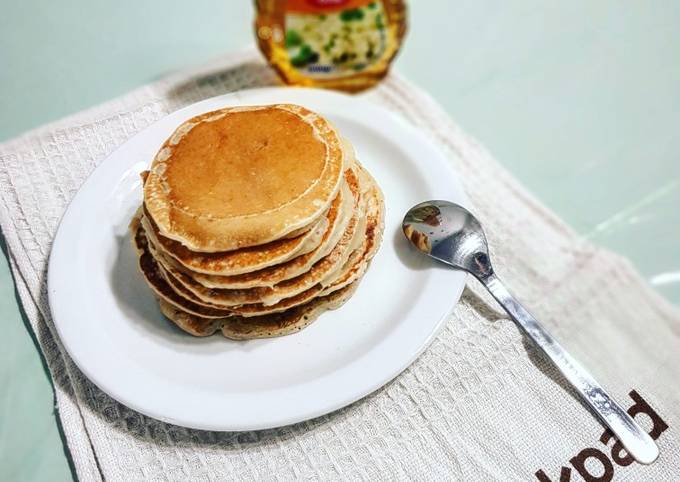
xmin=144 ymin=104 xmax=345 ymax=252
xmin=165 ymin=108 xmax=326 ymax=218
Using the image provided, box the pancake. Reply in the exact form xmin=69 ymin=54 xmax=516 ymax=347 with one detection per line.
xmin=158 ymin=281 xmax=359 ymax=339
xmin=130 ymin=216 xmax=234 ymax=319
xmin=141 ymin=140 xmax=358 ymax=277
xmin=151 ymin=166 xmax=358 ymax=290
xmin=144 ymin=104 xmax=345 ymax=252
xmin=145 ymin=205 xmax=328 ymax=276
xmin=158 ymin=300 xmax=225 ymax=337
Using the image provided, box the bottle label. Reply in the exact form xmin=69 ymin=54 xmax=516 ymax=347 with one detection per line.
xmin=284 ymin=0 xmax=389 ymax=78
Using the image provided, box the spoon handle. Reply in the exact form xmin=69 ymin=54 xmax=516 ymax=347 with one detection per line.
xmin=482 ymin=273 xmax=659 ymax=464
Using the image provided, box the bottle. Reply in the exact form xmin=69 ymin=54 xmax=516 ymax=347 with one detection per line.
xmin=255 ymin=0 xmax=407 ymax=92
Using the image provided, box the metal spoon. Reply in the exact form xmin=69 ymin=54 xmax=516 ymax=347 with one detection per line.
xmin=402 ymin=200 xmax=659 ymax=464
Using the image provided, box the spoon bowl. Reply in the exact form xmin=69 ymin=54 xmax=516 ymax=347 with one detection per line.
xmin=403 ymin=200 xmax=491 ymax=278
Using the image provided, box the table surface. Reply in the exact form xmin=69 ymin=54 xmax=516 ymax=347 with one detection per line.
xmin=2 ymin=1 xmax=679 ymax=480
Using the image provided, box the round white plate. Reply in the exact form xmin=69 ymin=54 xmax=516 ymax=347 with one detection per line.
xmin=49 ymin=87 xmax=468 ymax=431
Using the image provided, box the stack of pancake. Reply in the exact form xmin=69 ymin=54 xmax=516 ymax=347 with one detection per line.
xmin=130 ymin=104 xmax=384 ymax=339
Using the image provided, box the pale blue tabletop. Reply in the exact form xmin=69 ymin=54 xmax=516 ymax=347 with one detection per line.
xmin=1 ymin=2 xmax=679 ymax=480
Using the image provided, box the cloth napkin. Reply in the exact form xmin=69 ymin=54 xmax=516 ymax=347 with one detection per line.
xmin=1 ymin=48 xmax=679 ymax=481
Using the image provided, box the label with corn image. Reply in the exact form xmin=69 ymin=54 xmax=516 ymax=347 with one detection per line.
xmin=255 ymin=0 xmax=407 ymax=91
xmin=285 ymin=0 xmax=388 ymax=77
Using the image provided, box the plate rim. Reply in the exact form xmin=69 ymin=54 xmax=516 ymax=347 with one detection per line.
xmin=48 ymin=87 xmax=469 ymax=431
